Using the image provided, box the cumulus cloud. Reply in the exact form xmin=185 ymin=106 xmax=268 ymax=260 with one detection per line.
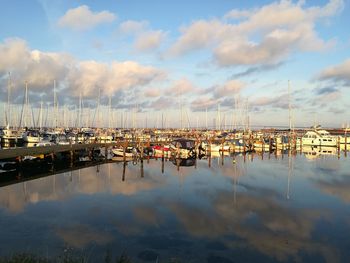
xmin=190 ymin=79 xmax=245 ymax=111
xmin=0 ymin=38 xmax=165 ymax=104
xmin=168 ymin=0 xmax=342 ymax=67
xmin=58 ymin=5 xmax=116 ymax=31
xmin=148 ymin=96 xmax=175 ymax=110
xmin=118 ymin=20 xmax=166 ymax=53
xmin=166 ymin=78 xmax=197 ymax=96
xmin=317 ymin=58 xmax=350 ymax=86
xmin=144 ymin=88 xmax=161 ymax=97
xmin=0 ymin=38 xmax=73 ymax=96
xmin=250 ymin=94 xmax=288 ymax=110
xmin=118 ymin=20 xmax=149 ymax=35
xmin=214 ymin=79 xmax=245 ymax=98
xmin=191 ymin=96 xmax=218 ymax=112
xmin=134 ymin=30 xmax=166 ymax=52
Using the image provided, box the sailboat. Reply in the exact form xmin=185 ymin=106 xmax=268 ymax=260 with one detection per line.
xmin=1 ymin=73 xmax=23 ymax=144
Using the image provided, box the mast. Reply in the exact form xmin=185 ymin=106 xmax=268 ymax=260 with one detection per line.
xmin=39 ymin=100 xmax=43 ymax=129
xmin=53 ymin=80 xmax=57 ymax=128
xmin=24 ymin=81 xmax=29 ymax=127
xmin=217 ymin=103 xmax=221 ymax=130
xmin=288 ymin=80 xmax=292 ymax=132
xmin=205 ymin=108 xmax=208 ymax=130
xmin=7 ymin=72 xmax=12 ymax=127
xmin=108 ymin=95 xmax=112 ymax=128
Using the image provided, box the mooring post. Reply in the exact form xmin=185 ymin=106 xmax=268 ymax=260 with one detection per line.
xmin=162 ymin=156 xmax=164 ymax=174
xmin=122 ymin=161 xmax=126 ymax=181
xmin=105 ymin=144 xmax=108 ymax=161
xmin=140 ymin=158 xmax=144 ymax=178
xmin=345 ymin=134 xmax=347 ymax=157
xmin=70 ymin=150 xmax=74 ymax=167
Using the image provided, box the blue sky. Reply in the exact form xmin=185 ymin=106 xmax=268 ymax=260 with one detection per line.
xmin=0 ymin=0 xmax=349 ymax=128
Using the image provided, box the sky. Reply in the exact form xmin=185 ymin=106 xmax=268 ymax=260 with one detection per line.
xmin=0 ymin=0 xmax=350 ymax=128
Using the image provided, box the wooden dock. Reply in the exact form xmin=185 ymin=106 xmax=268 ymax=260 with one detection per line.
xmin=0 ymin=142 xmax=118 ymax=160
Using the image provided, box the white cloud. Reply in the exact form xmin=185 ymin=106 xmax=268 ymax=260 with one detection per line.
xmin=144 ymin=88 xmax=161 ymax=97
xmin=0 ymin=38 xmax=73 ymax=94
xmin=118 ymin=20 xmax=149 ymax=35
xmin=166 ymin=78 xmax=197 ymax=96
xmin=317 ymin=58 xmax=350 ymax=85
xmin=134 ymin=30 xmax=166 ymax=52
xmin=118 ymin=20 xmax=166 ymax=53
xmin=58 ymin=5 xmax=116 ymax=31
xmin=168 ymin=0 xmax=342 ymax=67
xmin=214 ymin=79 xmax=245 ymax=98
xmin=191 ymin=96 xmax=218 ymax=111
xmin=0 ymin=38 xmax=165 ymax=102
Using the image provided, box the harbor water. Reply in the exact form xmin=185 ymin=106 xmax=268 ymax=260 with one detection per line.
xmin=0 ymin=151 xmax=349 ymax=262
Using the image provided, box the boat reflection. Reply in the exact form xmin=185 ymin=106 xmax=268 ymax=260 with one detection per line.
xmin=172 ymin=158 xmax=196 ymax=167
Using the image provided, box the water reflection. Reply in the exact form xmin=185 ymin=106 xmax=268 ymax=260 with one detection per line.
xmin=0 ymin=152 xmax=349 ymax=262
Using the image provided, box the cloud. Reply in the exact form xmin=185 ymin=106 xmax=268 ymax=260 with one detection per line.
xmin=118 ymin=20 xmax=166 ymax=53
xmin=69 ymin=60 xmax=166 ymax=97
xmin=315 ymin=86 xmax=338 ymax=95
xmin=316 ymin=58 xmax=350 ymax=86
xmin=144 ymin=88 xmax=161 ymax=98
xmin=0 ymin=38 xmax=73 ymax=97
xmin=251 ymin=94 xmax=288 ymax=109
xmin=214 ymin=79 xmax=245 ymax=98
xmin=168 ymin=0 xmax=342 ymax=67
xmin=166 ymin=78 xmax=197 ymax=96
xmin=190 ymin=96 xmax=218 ymax=112
xmin=0 ymin=38 xmax=165 ymax=104
xmin=231 ymin=62 xmax=284 ymax=78
xmin=58 ymin=5 xmax=116 ymax=31
xmin=118 ymin=20 xmax=149 ymax=35
xmin=134 ymin=30 xmax=166 ymax=52
xmin=148 ymin=96 xmax=175 ymax=110
xmin=190 ymin=79 xmax=245 ymax=111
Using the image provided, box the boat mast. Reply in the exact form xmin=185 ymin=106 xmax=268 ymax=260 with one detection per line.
xmin=39 ymin=100 xmax=43 ymax=130
xmin=7 ymin=72 xmax=12 ymax=127
xmin=205 ymin=107 xmax=208 ymax=130
xmin=108 ymin=95 xmax=112 ymax=128
xmin=217 ymin=103 xmax=221 ymax=130
xmin=53 ymin=79 xmax=57 ymax=128
xmin=288 ymin=80 xmax=292 ymax=132
xmin=24 ymin=81 xmax=29 ymax=128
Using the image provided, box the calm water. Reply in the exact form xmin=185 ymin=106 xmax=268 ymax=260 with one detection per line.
xmin=0 ymin=151 xmax=349 ymax=262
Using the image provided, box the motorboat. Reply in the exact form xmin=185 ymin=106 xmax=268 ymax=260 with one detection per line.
xmin=22 ymin=130 xmax=41 ymax=143
xmin=169 ymin=139 xmax=196 ymax=158
xmin=302 ymin=130 xmax=337 ymax=147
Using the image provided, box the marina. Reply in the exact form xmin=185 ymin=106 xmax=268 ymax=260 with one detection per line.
xmin=1 ymin=0 xmax=350 ymax=262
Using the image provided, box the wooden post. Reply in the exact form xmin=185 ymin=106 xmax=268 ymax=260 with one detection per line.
xmin=105 ymin=144 xmax=108 ymax=161
xmin=122 ymin=161 xmax=126 ymax=181
xmin=243 ymin=137 xmax=246 ymax=154
xmin=140 ymin=158 xmax=144 ymax=178
xmin=345 ymin=134 xmax=347 ymax=157
xmin=70 ymin=150 xmax=74 ymax=167
xmin=162 ymin=157 xmax=164 ymax=174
